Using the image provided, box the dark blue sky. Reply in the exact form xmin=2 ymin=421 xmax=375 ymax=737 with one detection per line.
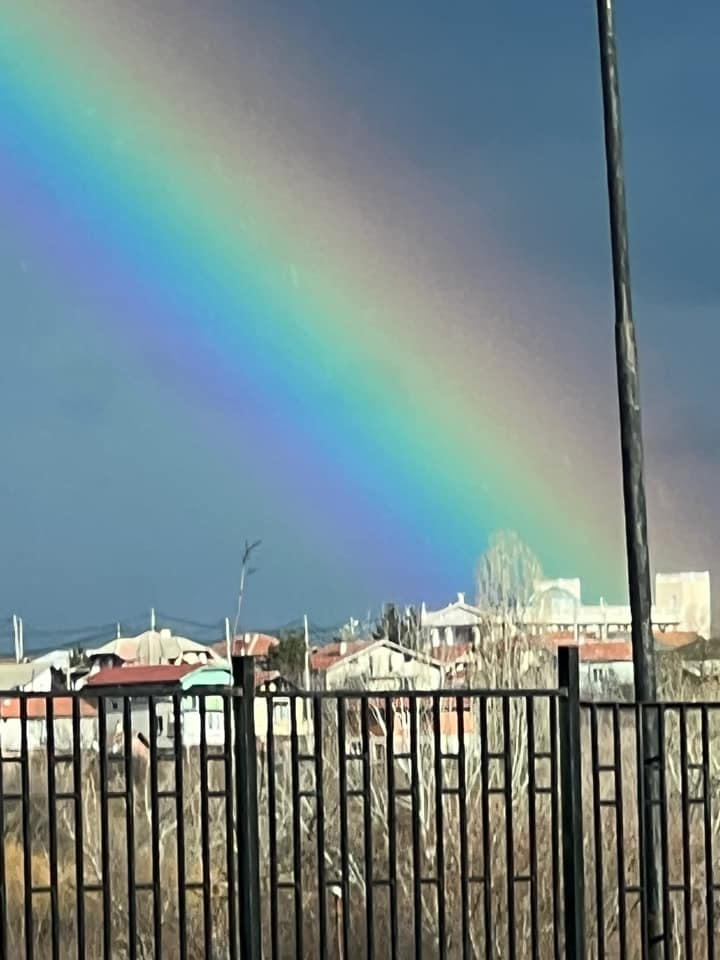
xmin=0 ymin=1 xmax=716 ymax=644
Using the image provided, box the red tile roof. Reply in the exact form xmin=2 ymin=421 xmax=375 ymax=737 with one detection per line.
xmin=213 ymin=634 xmax=279 ymax=659
xmin=1 ymin=696 xmax=97 ymax=719
xmin=85 ymin=664 xmax=197 ymax=687
xmin=578 ymin=641 xmax=633 ymax=662
xmin=311 ymin=640 xmax=372 ymax=673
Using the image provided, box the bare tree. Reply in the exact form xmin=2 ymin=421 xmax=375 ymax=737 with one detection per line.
xmin=476 ymin=530 xmax=543 ymax=616
xmin=232 ymin=538 xmax=261 ymax=638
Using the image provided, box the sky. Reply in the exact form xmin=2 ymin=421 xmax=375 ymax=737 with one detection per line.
xmin=0 ymin=1 xmax=717 ymax=643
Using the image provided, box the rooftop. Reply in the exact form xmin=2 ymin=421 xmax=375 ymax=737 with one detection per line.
xmin=85 ymin=664 xmax=197 ymax=688
xmin=0 ymin=662 xmax=51 ymax=691
xmin=311 ymin=640 xmax=373 ymax=673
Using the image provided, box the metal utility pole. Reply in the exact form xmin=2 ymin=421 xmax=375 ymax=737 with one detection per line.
xmin=595 ymin=0 xmax=664 ymax=952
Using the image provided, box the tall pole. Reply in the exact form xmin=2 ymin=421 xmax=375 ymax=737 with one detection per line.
xmin=595 ymin=0 xmax=664 ymax=952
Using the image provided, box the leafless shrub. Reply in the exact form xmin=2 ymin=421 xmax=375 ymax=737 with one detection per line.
xmin=3 ymin=649 xmax=720 ymax=958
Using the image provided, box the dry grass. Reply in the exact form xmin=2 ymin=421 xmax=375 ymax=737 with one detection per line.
xmin=1 ymin=647 xmax=720 ymax=958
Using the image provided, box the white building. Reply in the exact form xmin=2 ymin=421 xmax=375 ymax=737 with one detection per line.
xmin=420 ymin=595 xmax=483 ymax=648
xmin=421 ymin=571 xmax=711 ymax=647
xmin=84 ymin=628 xmax=221 ymax=681
xmin=0 ymin=696 xmax=98 ymax=755
xmin=0 ymin=662 xmax=55 ymax=693
xmin=312 ymin=638 xmax=444 ymax=690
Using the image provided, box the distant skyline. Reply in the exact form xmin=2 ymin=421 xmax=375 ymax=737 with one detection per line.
xmin=0 ymin=1 xmax=717 ymax=632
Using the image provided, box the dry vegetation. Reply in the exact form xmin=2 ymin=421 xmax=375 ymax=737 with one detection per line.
xmin=2 ymin=642 xmax=720 ymax=958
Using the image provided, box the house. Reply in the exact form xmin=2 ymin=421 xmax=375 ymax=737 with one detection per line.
xmin=83 ymin=663 xmax=220 ymax=749
xmin=82 ymin=662 xmax=304 ymax=748
xmin=577 ymin=641 xmax=634 ymax=698
xmin=421 ymin=569 xmax=710 ymax=648
xmin=84 ymin=628 xmax=221 ymax=679
xmin=210 ymin=633 xmax=280 ymax=667
xmin=655 ymin=572 xmax=711 ymax=639
xmin=173 ymin=664 xmax=235 ymax=747
xmin=254 ymin=672 xmax=311 ymax=740
xmin=0 ymin=662 xmax=56 ymax=693
xmin=0 ymin=696 xmax=98 ymax=755
xmin=420 ymin=595 xmax=483 ymax=648
xmin=311 ymin=638 xmax=444 ymax=691
xmin=674 ymin=637 xmax=720 ymax=681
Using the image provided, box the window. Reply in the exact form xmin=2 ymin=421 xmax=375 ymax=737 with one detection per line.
xmin=273 ymin=701 xmax=290 ymax=725
xmin=207 ymin=711 xmax=223 ymax=732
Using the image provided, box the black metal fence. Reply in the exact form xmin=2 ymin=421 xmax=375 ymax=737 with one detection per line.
xmin=1 ymin=650 xmax=720 ymax=957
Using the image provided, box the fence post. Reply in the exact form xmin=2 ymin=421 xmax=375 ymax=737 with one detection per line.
xmin=233 ymin=653 xmax=262 ymax=960
xmin=558 ymin=646 xmax=586 ymax=959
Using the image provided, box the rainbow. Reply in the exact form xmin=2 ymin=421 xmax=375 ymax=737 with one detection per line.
xmin=0 ymin=3 xmax=635 ymax=602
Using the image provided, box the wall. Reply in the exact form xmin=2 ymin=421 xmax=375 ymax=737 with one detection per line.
xmin=580 ymin=660 xmax=634 ymax=698
xmin=254 ymin=695 xmax=310 ymax=739
xmin=655 ymin=572 xmax=711 ymax=638
xmin=0 ymin=717 xmax=97 ymax=755
xmin=325 ymin=646 xmax=443 ymax=691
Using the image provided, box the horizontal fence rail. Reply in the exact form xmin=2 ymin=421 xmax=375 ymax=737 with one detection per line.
xmin=581 ymin=700 xmax=720 ymax=959
xmin=3 ymin=650 xmax=720 ymax=958
xmin=0 ymin=688 xmax=241 ymax=960
xmin=257 ymin=687 xmax=565 ymax=960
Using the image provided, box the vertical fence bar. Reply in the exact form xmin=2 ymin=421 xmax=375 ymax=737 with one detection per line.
xmin=384 ymin=696 xmax=399 ymax=960
xmin=549 ymin=697 xmax=562 ymax=960
xmin=97 ymin=696 xmax=112 ymax=960
xmin=223 ymin=693 xmax=239 ymax=960
xmin=701 ymin=707 xmax=715 ymax=960
xmin=432 ymin=697 xmax=447 ymax=960
xmin=558 ymin=647 xmax=585 ymax=959
xmin=479 ymin=697 xmax=493 ymax=960
xmin=0 ymin=732 xmax=6 ymax=960
xmin=289 ymin=691 xmax=304 ymax=960
xmin=265 ymin=697 xmax=279 ymax=960
xmin=656 ymin=707 xmax=671 ymax=960
xmin=361 ymin=698 xmax=375 ymax=960
xmin=122 ymin=696 xmax=137 ymax=960
xmin=678 ymin=706 xmax=693 ymax=960
xmin=337 ymin=699 xmax=351 ymax=960
xmin=232 ymin=655 xmax=262 ymax=960
xmin=45 ymin=697 xmax=60 ymax=960
xmin=612 ymin=704 xmax=628 ymax=959
xmin=20 ymin=697 xmax=33 ymax=960
xmin=502 ymin=697 xmax=517 ymax=960
xmin=173 ymin=694 xmax=188 ymax=960
xmin=456 ymin=696 xmax=471 ymax=960
xmin=635 ymin=704 xmax=650 ymax=960
xmin=71 ymin=697 xmax=86 ymax=960
xmin=410 ymin=696 xmax=423 ymax=960
xmin=525 ymin=695 xmax=540 ymax=960
xmin=148 ymin=696 xmax=163 ymax=959
xmin=315 ymin=696 xmax=329 ymax=960
xmin=198 ymin=696 xmax=213 ymax=960
xmin=589 ymin=704 xmax=605 ymax=959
